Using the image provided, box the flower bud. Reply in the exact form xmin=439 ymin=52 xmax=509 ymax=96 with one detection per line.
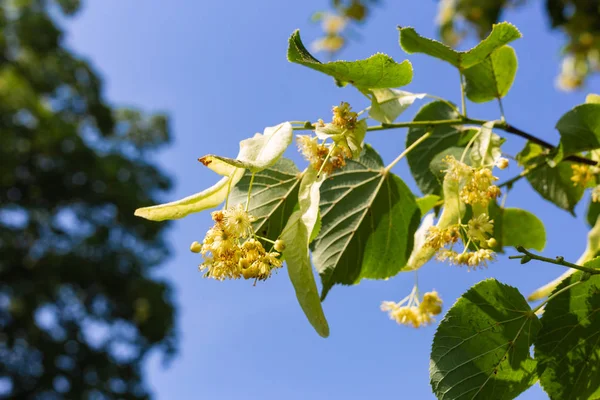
xmin=190 ymin=241 xmax=202 ymax=253
xmin=496 ymin=158 xmax=509 ymax=170
xmin=486 ymin=238 xmax=497 ymax=248
xmin=274 ymin=239 xmax=286 ymax=252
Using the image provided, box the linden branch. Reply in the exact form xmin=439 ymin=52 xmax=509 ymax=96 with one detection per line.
xmin=291 ymin=117 xmax=597 ymax=166
xmin=510 ymin=246 xmax=600 ymax=275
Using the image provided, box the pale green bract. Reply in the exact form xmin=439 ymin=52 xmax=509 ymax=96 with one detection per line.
xmin=281 ymin=168 xmax=330 ymax=338
xmin=199 ymin=122 xmax=293 ymax=174
xmin=288 ymin=30 xmax=413 ymax=89
xmin=470 ymin=121 xmax=503 ymax=167
xmin=134 ymin=122 xmax=292 ymax=221
xmin=369 ymin=89 xmax=426 ymax=123
xmin=399 ymin=22 xmax=522 ymax=70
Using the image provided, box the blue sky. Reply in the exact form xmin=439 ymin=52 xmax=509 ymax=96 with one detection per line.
xmin=65 ymin=1 xmax=598 ymax=399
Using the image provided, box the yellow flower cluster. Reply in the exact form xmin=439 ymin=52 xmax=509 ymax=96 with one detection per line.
xmin=296 ymin=135 xmax=349 ymax=176
xmin=443 ymin=156 xmax=501 ymax=206
xmin=332 ymin=102 xmax=358 ymax=130
xmin=381 ymin=287 xmax=443 ymax=328
xmin=425 ymin=211 xmax=496 ymax=270
xmin=191 ymin=205 xmax=283 ymax=282
xmin=571 ymin=164 xmax=594 ymax=187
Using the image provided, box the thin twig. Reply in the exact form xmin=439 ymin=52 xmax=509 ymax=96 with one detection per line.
xmin=511 ymin=246 xmax=600 ymax=275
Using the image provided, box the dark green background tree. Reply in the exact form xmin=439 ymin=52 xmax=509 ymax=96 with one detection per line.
xmin=0 ymin=0 xmax=177 ymax=398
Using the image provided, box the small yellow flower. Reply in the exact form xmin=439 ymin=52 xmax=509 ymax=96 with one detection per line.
xmin=571 ymin=164 xmax=594 ymax=187
xmin=467 ymin=249 xmax=495 ymax=269
xmin=420 ymin=291 xmax=443 ymax=316
xmin=425 ymin=225 xmax=460 ymax=250
xmin=332 ymin=102 xmax=358 ymax=130
xmin=443 ymin=155 xmax=472 ymax=181
xmin=223 ymin=204 xmax=255 ymax=238
xmin=467 ymin=214 xmax=494 ymax=243
xmin=381 ymin=286 xmax=442 ymax=328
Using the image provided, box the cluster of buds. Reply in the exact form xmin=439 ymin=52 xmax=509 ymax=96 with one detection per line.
xmin=444 ymin=155 xmax=502 ymax=206
xmin=190 ymin=204 xmax=284 ymax=282
xmin=381 ymin=286 xmax=443 ymax=328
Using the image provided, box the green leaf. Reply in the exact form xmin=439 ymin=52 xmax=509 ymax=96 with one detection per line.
xmin=288 ymin=30 xmax=413 ymax=89
xmin=555 ymin=103 xmax=600 ymax=160
xmin=464 ymin=45 xmax=518 ymax=103
xmin=416 ymin=194 xmax=440 ymax=215
xmin=535 ymin=272 xmax=600 ymax=400
xmin=399 ymin=22 xmax=521 ymax=70
xmin=281 ymin=168 xmax=329 ymax=338
xmin=229 ymin=158 xmax=301 ymax=242
xmin=587 ymin=199 xmax=600 ymax=227
xmin=369 ymin=89 xmax=426 ymax=123
xmin=517 ymin=142 xmax=584 ymax=214
xmin=134 ymin=170 xmax=245 ymax=221
xmin=199 ymin=122 xmax=293 ymax=174
xmin=470 ymin=121 xmax=503 ymax=167
xmin=406 ymin=101 xmax=473 ymax=195
xmin=311 ymin=145 xmax=421 ymax=299
xmin=500 ymin=208 xmax=546 ymax=251
xmin=430 ymin=279 xmax=541 ymax=400
xmin=587 ymin=93 xmax=600 ymax=104
xmin=487 ymin=202 xmax=546 ymax=252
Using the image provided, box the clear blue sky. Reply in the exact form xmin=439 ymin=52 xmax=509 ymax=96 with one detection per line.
xmin=65 ymin=1 xmax=598 ymax=399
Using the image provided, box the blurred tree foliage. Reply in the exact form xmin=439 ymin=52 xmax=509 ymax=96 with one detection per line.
xmin=0 ymin=0 xmax=177 ymax=398
xmin=316 ymin=0 xmax=600 ymax=89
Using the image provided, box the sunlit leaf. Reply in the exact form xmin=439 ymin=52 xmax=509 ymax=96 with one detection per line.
xmin=517 ymin=142 xmax=584 ymax=214
xmin=464 ymin=45 xmax=518 ymax=103
xmin=399 ymin=22 xmax=521 ymax=70
xmin=288 ymin=30 xmax=413 ymax=89
xmin=229 ymin=158 xmax=301 ymax=242
xmin=416 ymin=194 xmax=440 ymax=215
xmin=430 ymin=279 xmax=540 ymax=400
xmin=311 ymin=145 xmax=421 ymax=299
